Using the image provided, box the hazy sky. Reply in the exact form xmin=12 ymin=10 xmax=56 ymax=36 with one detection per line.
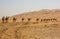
xmin=0 ymin=0 xmax=60 ymax=17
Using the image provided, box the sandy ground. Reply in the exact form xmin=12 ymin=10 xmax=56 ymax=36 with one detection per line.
xmin=0 ymin=21 xmax=60 ymax=39
xmin=0 ymin=9 xmax=60 ymax=39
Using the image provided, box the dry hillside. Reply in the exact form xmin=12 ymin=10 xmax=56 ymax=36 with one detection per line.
xmin=0 ymin=9 xmax=60 ymax=39
xmin=9 ymin=9 xmax=60 ymax=22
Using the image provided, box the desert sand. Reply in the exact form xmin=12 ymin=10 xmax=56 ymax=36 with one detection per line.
xmin=0 ymin=9 xmax=60 ymax=39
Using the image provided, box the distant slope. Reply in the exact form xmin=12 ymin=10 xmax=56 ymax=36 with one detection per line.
xmin=9 ymin=9 xmax=60 ymax=22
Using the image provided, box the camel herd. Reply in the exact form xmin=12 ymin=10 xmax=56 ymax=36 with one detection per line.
xmin=1 ymin=16 xmax=57 ymax=23
xmin=2 ymin=16 xmax=16 ymax=23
